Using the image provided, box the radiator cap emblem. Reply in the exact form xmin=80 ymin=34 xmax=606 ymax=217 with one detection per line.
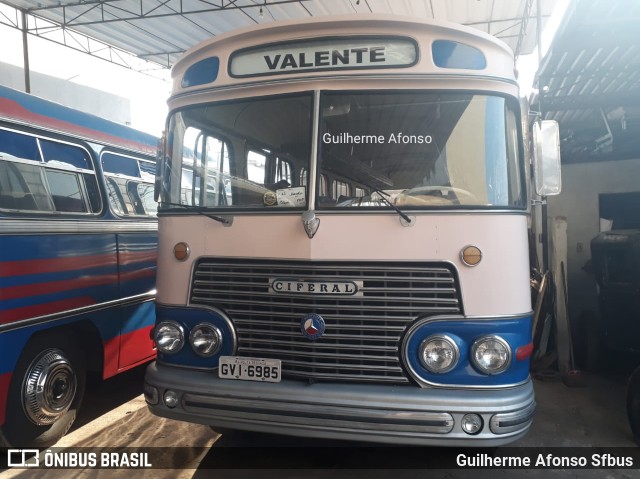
xmin=300 ymin=313 xmax=325 ymax=341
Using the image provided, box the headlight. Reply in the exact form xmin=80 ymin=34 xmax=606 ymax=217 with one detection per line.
xmin=419 ymin=335 xmax=459 ymax=373
xmin=154 ymin=321 xmax=185 ymax=354
xmin=189 ymin=323 xmax=223 ymax=357
xmin=471 ymin=336 xmax=511 ymax=374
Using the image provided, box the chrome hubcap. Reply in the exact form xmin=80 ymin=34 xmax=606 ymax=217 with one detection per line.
xmin=22 ymin=349 xmax=77 ymax=426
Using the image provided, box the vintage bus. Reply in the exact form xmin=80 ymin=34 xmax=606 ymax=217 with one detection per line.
xmin=145 ymin=15 xmax=561 ymax=446
xmin=0 ymin=85 xmax=158 ymax=447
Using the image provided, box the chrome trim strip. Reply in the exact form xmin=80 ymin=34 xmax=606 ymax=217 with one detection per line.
xmin=490 ymin=401 xmax=536 ymax=434
xmin=307 ymin=90 xmax=320 ymax=211
xmin=1 ymin=219 xmax=157 ymax=234
xmin=401 ymin=314 xmax=532 ymax=390
xmin=418 ymin=312 xmax=535 ymax=321
xmin=170 ymin=73 xmax=519 ymax=101
xmin=182 ymin=393 xmax=455 ymax=434
xmin=158 ymin=209 xmax=528 ymax=217
xmin=191 ymin=297 xmax=457 ymax=311
xmin=0 ymin=290 xmax=156 ymax=334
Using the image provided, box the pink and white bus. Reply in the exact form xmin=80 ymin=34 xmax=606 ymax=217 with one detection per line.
xmin=145 ymin=15 xmax=560 ymax=446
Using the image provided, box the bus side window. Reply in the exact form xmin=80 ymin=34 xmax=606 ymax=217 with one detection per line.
xmin=333 ymin=179 xmax=350 ymax=201
xmin=0 ymin=128 xmax=101 ymax=213
xmin=106 ymin=177 xmax=128 ymax=215
xmin=102 ymin=152 xmax=156 ymax=216
xmin=247 ymin=150 xmax=267 ymax=184
xmin=0 ymin=128 xmax=53 ymax=211
xmin=276 ymin=157 xmax=292 ymax=185
xmin=319 ymin=174 xmax=328 ymax=197
xmin=179 ymin=127 xmax=231 ymax=207
xmin=205 ymin=135 xmax=231 ymax=206
xmin=0 ymin=160 xmax=40 ymax=210
xmin=40 ymin=139 xmax=100 ymax=213
xmin=45 ymin=169 xmax=87 ymax=212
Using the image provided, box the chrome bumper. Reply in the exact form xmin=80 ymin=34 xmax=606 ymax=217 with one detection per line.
xmin=144 ymin=362 xmax=535 ymax=446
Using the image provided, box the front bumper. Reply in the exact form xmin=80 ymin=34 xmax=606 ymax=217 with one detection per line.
xmin=144 ymin=362 xmax=535 ymax=446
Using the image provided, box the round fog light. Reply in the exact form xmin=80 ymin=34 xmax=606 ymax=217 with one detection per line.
xmin=461 ymin=413 xmax=483 ymax=435
xmin=164 ymin=390 xmax=179 ymax=408
xmin=419 ymin=335 xmax=459 ymax=373
xmin=190 ymin=323 xmax=223 ymax=357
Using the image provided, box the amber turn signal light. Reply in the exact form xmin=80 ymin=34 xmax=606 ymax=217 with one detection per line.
xmin=461 ymin=245 xmax=482 ymax=267
xmin=173 ymin=242 xmax=190 ymax=261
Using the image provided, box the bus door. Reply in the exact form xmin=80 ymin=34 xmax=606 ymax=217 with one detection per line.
xmin=101 ymin=151 xmax=158 ymax=369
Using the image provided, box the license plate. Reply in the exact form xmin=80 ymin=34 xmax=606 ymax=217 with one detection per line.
xmin=218 ymin=356 xmax=281 ymax=383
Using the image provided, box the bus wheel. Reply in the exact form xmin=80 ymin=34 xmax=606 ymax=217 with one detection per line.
xmin=627 ymin=367 xmax=640 ymax=445
xmin=0 ymin=336 xmax=86 ymax=448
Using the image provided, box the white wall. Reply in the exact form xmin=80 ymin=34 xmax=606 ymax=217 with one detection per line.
xmin=547 ymin=158 xmax=640 ymax=319
xmin=0 ymin=62 xmax=131 ymax=126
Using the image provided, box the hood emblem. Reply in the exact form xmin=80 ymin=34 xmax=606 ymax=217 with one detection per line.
xmin=300 ymin=313 xmax=325 ymax=341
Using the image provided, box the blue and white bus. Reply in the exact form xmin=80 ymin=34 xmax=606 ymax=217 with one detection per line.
xmin=0 ymin=85 xmax=158 ymax=447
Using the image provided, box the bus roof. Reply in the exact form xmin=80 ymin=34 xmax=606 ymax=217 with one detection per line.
xmin=0 ymin=84 xmax=158 ymax=156
xmin=171 ymin=14 xmax=516 ymax=96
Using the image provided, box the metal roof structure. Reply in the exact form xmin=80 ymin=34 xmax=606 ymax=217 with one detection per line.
xmin=537 ymin=0 xmax=640 ymax=163
xmin=1 ymin=0 xmax=556 ymax=75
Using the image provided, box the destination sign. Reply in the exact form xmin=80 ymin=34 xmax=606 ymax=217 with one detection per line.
xmin=229 ymin=37 xmax=417 ymax=77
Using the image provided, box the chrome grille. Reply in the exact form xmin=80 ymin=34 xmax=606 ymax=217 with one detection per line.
xmin=190 ymin=259 xmax=462 ymax=384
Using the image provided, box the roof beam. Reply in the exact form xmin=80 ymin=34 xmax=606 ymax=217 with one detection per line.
xmin=543 ymin=91 xmax=640 ymax=111
xmin=26 ymin=0 xmax=310 ymax=29
xmin=27 ymin=0 xmax=237 ymax=13
xmin=0 ymin=3 xmax=171 ymax=75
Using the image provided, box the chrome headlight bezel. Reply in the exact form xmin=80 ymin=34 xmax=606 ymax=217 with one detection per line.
xmin=470 ymin=335 xmax=511 ymax=375
xmin=154 ymin=321 xmax=186 ymax=354
xmin=189 ymin=323 xmax=223 ymax=357
xmin=418 ymin=334 xmax=460 ymax=374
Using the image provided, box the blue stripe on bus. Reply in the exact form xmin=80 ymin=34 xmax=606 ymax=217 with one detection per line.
xmin=1 ymin=265 xmax=118 ymax=288
xmin=0 ymin=85 xmax=157 ymax=150
xmin=0 ymin=235 xmax=117 ymax=261
xmin=0 ymin=285 xmax=119 ymax=312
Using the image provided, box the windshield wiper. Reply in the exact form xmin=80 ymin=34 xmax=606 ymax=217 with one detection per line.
xmin=371 ymin=189 xmax=414 ymax=225
xmin=160 ymin=202 xmax=233 ymax=226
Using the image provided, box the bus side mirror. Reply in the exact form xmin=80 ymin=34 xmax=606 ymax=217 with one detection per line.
xmin=533 ymin=120 xmax=561 ymax=196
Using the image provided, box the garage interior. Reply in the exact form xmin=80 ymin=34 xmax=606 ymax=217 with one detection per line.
xmin=1 ymin=0 xmax=640 ymax=462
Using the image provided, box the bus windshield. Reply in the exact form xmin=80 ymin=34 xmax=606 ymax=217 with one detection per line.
xmin=319 ymin=91 xmax=524 ymax=209
xmin=164 ymin=92 xmax=313 ymax=209
xmin=162 ymin=91 xmax=524 ymax=211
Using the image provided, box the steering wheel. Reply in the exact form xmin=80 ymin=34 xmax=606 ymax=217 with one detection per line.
xmin=395 ymin=186 xmax=479 ymax=206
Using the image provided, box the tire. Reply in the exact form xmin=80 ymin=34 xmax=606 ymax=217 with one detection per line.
xmin=0 ymin=334 xmax=86 ymax=448
xmin=627 ymin=367 xmax=640 ymax=445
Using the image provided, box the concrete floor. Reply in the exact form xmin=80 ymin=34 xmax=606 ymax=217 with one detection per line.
xmin=1 ymin=367 xmax=638 ymax=478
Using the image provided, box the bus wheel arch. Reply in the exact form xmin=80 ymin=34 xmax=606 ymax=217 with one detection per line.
xmin=0 ymin=330 xmax=88 ymax=448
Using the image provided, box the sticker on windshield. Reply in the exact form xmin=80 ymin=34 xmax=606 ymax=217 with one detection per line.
xmin=263 ymin=190 xmax=277 ymax=206
xmin=277 ymin=187 xmax=306 ymax=206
